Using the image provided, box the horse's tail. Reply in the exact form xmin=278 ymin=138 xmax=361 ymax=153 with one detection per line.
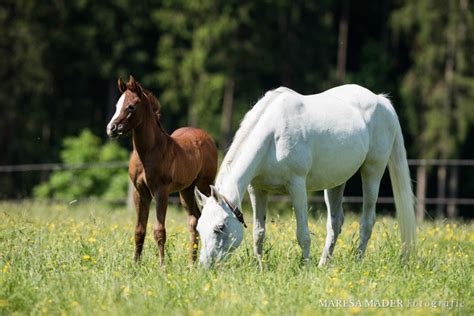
xmin=385 ymin=100 xmax=416 ymax=258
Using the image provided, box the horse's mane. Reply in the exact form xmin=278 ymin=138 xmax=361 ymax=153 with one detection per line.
xmin=216 ymin=87 xmax=287 ymax=184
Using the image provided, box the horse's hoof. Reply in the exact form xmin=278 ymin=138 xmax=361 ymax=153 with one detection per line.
xmin=299 ymin=257 xmax=310 ymax=267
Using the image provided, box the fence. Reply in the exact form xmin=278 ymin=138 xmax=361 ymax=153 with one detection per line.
xmin=1 ymin=159 xmax=473 ymax=220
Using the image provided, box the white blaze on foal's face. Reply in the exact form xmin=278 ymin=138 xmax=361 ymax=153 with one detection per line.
xmin=106 ymin=93 xmax=126 ymax=136
xmin=194 ymin=186 xmax=244 ymax=268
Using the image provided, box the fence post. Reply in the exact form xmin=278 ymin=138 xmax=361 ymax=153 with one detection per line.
xmin=416 ymin=162 xmax=427 ymax=222
xmin=436 ymin=165 xmax=447 ymax=218
xmin=447 ymin=165 xmax=459 ymax=218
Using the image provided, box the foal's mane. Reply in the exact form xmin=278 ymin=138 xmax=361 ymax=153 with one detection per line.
xmin=142 ymin=89 xmax=162 ymax=123
xmin=216 ymin=88 xmax=286 ymax=184
xmin=126 ymin=79 xmax=162 ymax=124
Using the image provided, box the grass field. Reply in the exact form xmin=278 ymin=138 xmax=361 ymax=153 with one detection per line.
xmin=0 ymin=201 xmax=472 ymax=315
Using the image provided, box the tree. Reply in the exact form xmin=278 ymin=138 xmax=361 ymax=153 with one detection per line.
xmin=0 ymin=0 xmax=51 ymax=197
xmin=392 ymin=0 xmax=474 ymax=218
xmin=0 ymin=0 xmax=162 ymax=197
xmin=152 ymin=0 xmax=241 ymax=141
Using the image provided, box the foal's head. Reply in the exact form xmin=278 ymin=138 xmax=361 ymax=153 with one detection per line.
xmin=107 ymin=75 xmax=161 ymax=138
xmin=195 ymin=186 xmax=245 ymax=268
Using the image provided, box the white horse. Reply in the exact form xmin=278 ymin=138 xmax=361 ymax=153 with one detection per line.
xmin=194 ymin=84 xmax=416 ymax=269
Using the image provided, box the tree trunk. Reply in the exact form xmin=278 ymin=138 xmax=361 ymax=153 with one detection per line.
xmin=437 ymin=1 xmax=458 ymax=218
xmin=336 ymin=0 xmax=350 ymax=83
xmin=220 ymin=78 xmax=235 ymax=151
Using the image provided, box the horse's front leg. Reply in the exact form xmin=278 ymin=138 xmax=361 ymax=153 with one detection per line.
xmin=288 ymin=176 xmax=311 ymax=262
xmin=133 ymin=188 xmax=152 ymax=262
xmin=154 ymin=188 xmax=169 ymax=266
xmin=248 ymin=185 xmax=268 ymax=271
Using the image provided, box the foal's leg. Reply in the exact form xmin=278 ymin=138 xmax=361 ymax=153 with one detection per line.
xmin=319 ymin=184 xmax=345 ymax=267
xmin=133 ymin=188 xmax=152 ymax=262
xmin=248 ymin=185 xmax=268 ymax=270
xmin=179 ymin=186 xmax=201 ymax=263
xmin=358 ymin=162 xmax=385 ymax=257
xmin=154 ymin=188 xmax=169 ymax=266
xmin=288 ymin=176 xmax=311 ymax=261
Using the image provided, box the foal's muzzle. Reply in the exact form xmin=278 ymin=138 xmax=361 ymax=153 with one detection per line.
xmin=107 ymin=123 xmax=125 ymax=138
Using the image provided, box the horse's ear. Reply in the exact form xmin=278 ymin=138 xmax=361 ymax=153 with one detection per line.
xmin=194 ymin=187 xmax=208 ymax=209
xmin=210 ymin=185 xmax=224 ymax=204
xmin=118 ymin=77 xmax=126 ymax=93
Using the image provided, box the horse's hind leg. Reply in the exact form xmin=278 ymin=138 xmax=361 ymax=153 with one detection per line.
xmin=179 ymin=185 xmax=201 ymax=263
xmin=248 ymin=185 xmax=268 ymax=270
xmin=133 ymin=188 xmax=152 ymax=262
xmin=358 ymin=162 xmax=386 ymax=257
xmin=319 ymin=184 xmax=345 ymax=267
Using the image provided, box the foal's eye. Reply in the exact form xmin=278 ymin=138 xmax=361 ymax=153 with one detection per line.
xmin=126 ymin=104 xmax=136 ymax=112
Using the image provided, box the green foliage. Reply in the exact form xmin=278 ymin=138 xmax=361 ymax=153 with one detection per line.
xmin=152 ymin=1 xmax=241 ymax=137
xmin=2 ymin=0 xmax=474 ymax=199
xmin=33 ymin=130 xmax=129 ymax=201
xmin=0 ymin=201 xmax=472 ymax=314
xmin=391 ymin=0 xmax=474 ymax=158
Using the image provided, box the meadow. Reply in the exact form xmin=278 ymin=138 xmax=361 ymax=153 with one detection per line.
xmin=0 ymin=201 xmax=472 ymax=315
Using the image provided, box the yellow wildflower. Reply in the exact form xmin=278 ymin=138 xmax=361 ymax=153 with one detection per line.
xmin=2 ymin=261 xmax=11 ymax=273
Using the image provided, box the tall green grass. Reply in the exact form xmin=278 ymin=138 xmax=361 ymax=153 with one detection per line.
xmin=0 ymin=201 xmax=472 ymax=315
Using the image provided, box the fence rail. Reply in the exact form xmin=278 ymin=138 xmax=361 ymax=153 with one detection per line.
xmin=2 ymin=159 xmax=474 ymax=172
xmin=0 ymin=162 xmax=128 ymax=172
xmin=1 ymin=159 xmax=473 ymax=220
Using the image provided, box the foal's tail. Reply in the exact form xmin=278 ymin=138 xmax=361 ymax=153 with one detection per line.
xmin=387 ymin=115 xmax=417 ymax=258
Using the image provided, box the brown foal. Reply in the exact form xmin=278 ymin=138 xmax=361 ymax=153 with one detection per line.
xmin=107 ymin=76 xmax=217 ymax=265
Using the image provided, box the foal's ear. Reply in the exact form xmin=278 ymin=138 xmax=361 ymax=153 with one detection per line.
xmin=194 ymin=187 xmax=208 ymax=208
xmin=117 ymin=77 xmax=126 ymax=93
xmin=127 ymin=75 xmax=143 ymax=95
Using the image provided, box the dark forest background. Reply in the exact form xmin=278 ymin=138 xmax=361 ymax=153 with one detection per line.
xmin=1 ymin=0 xmax=473 ymax=216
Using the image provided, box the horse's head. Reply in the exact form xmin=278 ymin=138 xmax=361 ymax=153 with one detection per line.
xmin=107 ymin=75 xmax=160 ymax=138
xmin=195 ymin=185 xmax=245 ymax=269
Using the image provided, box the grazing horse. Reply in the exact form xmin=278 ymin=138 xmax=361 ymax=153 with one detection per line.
xmin=195 ymin=84 xmax=416 ymax=269
xmin=107 ymin=76 xmax=217 ymax=265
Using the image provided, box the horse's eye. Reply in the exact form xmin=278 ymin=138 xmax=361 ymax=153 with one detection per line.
xmin=213 ymin=224 xmax=225 ymax=234
xmin=126 ymin=104 xmax=136 ymax=113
